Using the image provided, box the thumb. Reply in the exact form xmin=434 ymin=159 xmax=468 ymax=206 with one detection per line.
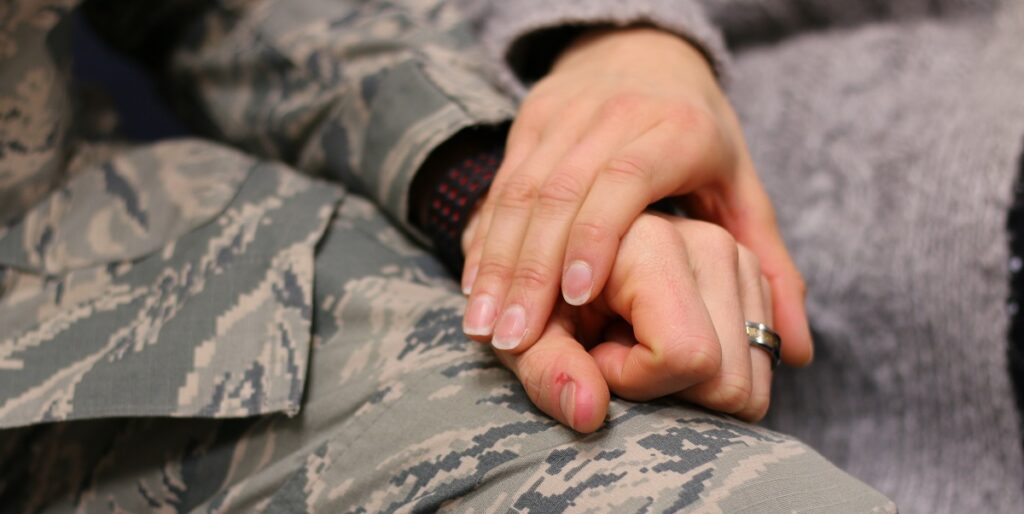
xmin=494 ymin=303 xmax=611 ymax=433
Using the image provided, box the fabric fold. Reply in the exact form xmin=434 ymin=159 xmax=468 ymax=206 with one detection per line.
xmin=0 ymin=139 xmax=342 ymax=428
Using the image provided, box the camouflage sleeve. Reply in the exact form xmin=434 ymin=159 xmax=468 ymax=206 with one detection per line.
xmin=83 ymin=0 xmax=518 ymax=239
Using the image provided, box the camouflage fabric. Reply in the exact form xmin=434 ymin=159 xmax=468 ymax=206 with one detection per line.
xmin=0 ymin=0 xmax=76 ymax=225
xmin=1 ymin=194 xmax=895 ymax=512
xmin=0 ymin=0 xmax=515 ymax=426
xmin=0 ymin=139 xmax=340 ymax=425
xmin=0 ymin=0 xmax=896 ymax=511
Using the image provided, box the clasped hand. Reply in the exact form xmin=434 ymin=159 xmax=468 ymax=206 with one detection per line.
xmin=461 ymin=27 xmax=812 ymax=431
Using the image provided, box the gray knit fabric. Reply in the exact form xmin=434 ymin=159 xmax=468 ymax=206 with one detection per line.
xmin=475 ymin=0 xmax=731 ymax=94
xmin=478 ymin=0 xmax=1024 ymax=512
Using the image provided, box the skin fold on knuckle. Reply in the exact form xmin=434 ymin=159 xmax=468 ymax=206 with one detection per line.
xmin=655 ymin=332 xmax=721 ymax=384
xmin=610 ymin=215 xmax=680 ymax=283
xmin=691 ymin=223 xmax=739 ymax=274
xmin=570 ymin=218 xmax=616 ymax=253
xmin=703 ymin=372 xmax=754 ymax=414
xmin=536 ymin=170 xmax=587 ymax=218
xmin=495 ymin=177 xmax=541 ymax=213
xmin=511 ymin=257 xmax=556 ymax=294
xmin=632 ymin=214 xmax=677 ymax=243
xmin=740 ymin=393 xmax=771 ymax=422
xmin=601 ymin=154 xmax=651 ymax=187
xmin=476 ymin=259 xmax=516 ymax=289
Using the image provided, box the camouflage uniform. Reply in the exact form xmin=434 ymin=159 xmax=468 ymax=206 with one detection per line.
xmin=0 ymin=0 xmax=895 ymax=511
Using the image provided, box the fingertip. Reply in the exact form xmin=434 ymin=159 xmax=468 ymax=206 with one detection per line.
xmin=463 ymin=294 xmax=497 ymax=337
xmin=781 ymin=299 xmax=814 ymax=367
xmin=559 ymin=375 xmax=608 ymax=433
xmin=769 ymin=277 xmax=813 ymax=367
xmin=492 ymin=304 xmax=527 ymax=351
xmin=779 ymin=330 xmax=812 ymax=367
xmin=561 ymin=260 xmax=594 ymax=306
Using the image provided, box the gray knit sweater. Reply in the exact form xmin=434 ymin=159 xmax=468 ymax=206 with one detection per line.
xmin=475 ymin=1 xmax=1024 ymax=512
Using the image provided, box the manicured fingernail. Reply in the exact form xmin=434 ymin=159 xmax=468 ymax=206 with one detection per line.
xmin=462 ymin=265 xmax=478 ymax=295
xmin=492 ymin=304 xmax=527 ymax=350
xmin=463 ymin=294 xmax=497 ymax=336
xmin=560 ymin=381 xmax=576 ymax=429
xmin=562 ymin=260 xmax=593 ymax=306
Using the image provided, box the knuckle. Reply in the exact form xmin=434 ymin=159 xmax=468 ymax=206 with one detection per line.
xmin=632 ymin=213 xmax=675 ymax=238
xmin=744 ymin=392 xmax=771 ymax=421
xmin=662 ymin=334 xmax=722 ymax=382
xmin=537 ymin=170 xmax=587 ymax=213
xmin=663 ymin=102 xmax=714 ymax=134
xmin=496 ymin=177 xmax=541 ymax=211
xmin=512 ymin=258 xmax=555 ymax=293
xmin=601 ymin=93 xmax=646 ymax=119
xmin=709 ymin=374 xmax=754 ymax=413
xmin=602 ymin=155 xmax=651 ymax=185
xmin=699 ymin=224 xmax=740 ymax=267
xmin=572 ymin=218 xmax=616 ymax=247
xmin=477 ymin=258 xmax=515 ymax=284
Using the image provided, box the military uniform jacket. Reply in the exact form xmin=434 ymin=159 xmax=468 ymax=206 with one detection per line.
xmin=0 ymin=2 xmax=908 ymax=512
xmin=0 ymin=0 xmax=737 ymax=429
xmin=0 ymin=0 xmax=524 ymax=428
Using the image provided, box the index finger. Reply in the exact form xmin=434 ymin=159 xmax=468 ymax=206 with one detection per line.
xmin=587 ymin=216 xmax=723 ymax=400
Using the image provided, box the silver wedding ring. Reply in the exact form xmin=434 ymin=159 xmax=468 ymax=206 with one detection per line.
xmin=745 ymin=321 xmax=782 ymax=369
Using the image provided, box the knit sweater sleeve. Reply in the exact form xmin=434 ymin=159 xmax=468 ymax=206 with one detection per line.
xmin=695 ymin=0 xmax=997 ymax=47
xmin=469 ymin=0 xmax=732 ymax=97
xmin=471 ymin=0 xmax=995 ymax=96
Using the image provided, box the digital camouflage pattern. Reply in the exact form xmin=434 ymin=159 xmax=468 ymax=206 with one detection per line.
xmin=0 ymin=0 xmax=896 ymax=511
xmin=1 ymin=195 xmax=896 ymax=512
xmin=0 ymin=0 xmax=515 ymax=426
xmin=0 ymin=140 xmax=339 ymax=425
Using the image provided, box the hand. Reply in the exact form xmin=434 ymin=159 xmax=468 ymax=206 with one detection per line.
xmin=492 ymin=213 xmax=777 ymax=432
xmin=460 ymin=27 xmax=811 ymax=367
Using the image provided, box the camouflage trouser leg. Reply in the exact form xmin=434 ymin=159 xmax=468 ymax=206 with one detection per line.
xmin=0 ymin=195 xmax=896 ymax=513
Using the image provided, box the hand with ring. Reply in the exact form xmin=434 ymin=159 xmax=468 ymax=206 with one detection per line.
xmin=460 ymin=26 xmax=812 ymax=370
xmin=490 ymin=212 xmax=781 ymax=432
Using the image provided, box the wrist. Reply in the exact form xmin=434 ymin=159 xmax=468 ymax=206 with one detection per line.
xmin=553 ymin=26 xmax=712 ymax=78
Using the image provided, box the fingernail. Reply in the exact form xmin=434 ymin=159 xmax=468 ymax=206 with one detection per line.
xmin=492 ymin=304 xmax=527 ymax=350
xmin=562 ymin=261 xmax=593 ymax=306
xmin=463 ymin=294 xmax=497 ymax=336
xmin=560 ymin=381 xmax=576 ymax=429
xmin=462 ymin=265 xmax=478 ymax=295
